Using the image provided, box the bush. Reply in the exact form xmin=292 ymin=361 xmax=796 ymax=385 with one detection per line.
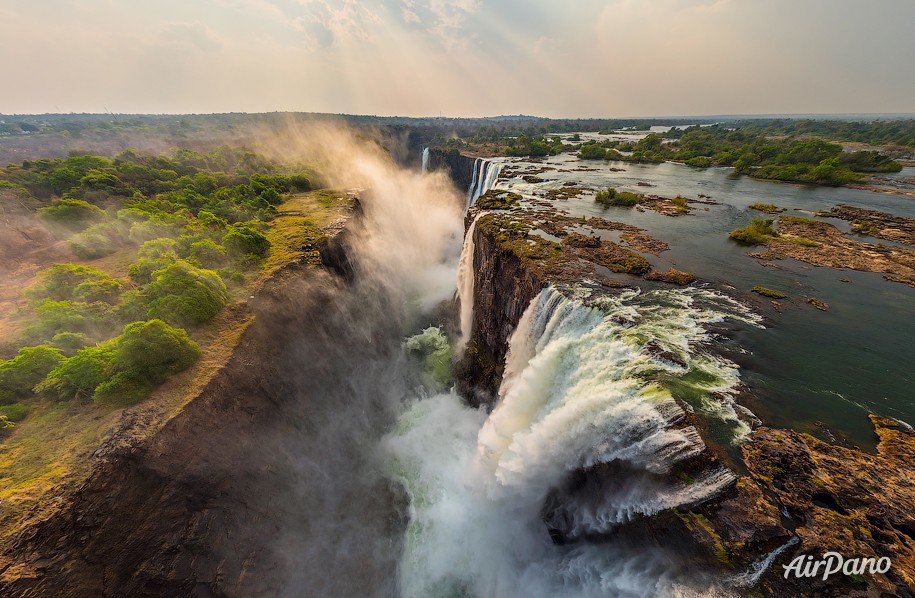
xmin=37 ymin=344 xmax=116 ymax=401
xmin=729 ymin=218 xmax=778 ymax=245
xmin=595 ymin=188 xmax=641 ymax=207
xmin=29 ymin=299 xmax=116 ymax=340
xmin=49 ymin=331 xmax=92 ymax=355
xmin=31 ymin=264 xmax=111 ymax=301
xmin=69 ymin=231 xmax=116 ymax=259
xmin=223 ymin=224 xmax=270 ymax=260
xmin=0 ymin=403 xmax=30 ymax=422
xmin=128 ymin=256 xmax=175 ymax=284
xmin=146 ymin=261 xmax=228 ymax=325
xmin=73 ymin=278 xmax=123 ymax=304
xmin=0 ymin=346 xmax=64 ymax=403
xmin=92 ymin=320 xmax=200 ymax=405
xmin=579 ymin=143 xmax=609 ymax=160
xmin=137 ymin=237 xmax=178 ymax=259
xmin=37 ymin=198 xmax=106 ymax=231
xmin=685 ymin=156 xmax=712 ymax=168
xmin=189 ymin=239 xmax=228 ymax=268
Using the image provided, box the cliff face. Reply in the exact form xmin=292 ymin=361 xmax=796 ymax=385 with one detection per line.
xmin=0 ymin=218 xmax=408 ymax=597
xmin=454 ymin=219 xmax=544 ymax=407
xmin=426 ymin=149 xmax=477 ymax=194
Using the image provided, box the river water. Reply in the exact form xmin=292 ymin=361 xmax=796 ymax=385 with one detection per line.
xmin=493 ymin=154 xmax=915 ymax=448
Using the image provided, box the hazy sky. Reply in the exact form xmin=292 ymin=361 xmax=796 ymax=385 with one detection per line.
xmin=2 ymin=0 xmax=914 ymax=117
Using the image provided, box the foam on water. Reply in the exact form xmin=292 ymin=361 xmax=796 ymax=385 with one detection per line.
xmin=387 ymin=285 xmax=760 ymax=596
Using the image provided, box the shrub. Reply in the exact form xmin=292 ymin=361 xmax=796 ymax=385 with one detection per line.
xmin=729 ymin=218 xmax=778 ymax=245
xmin=31 ymin=264 xmax=111 ymax=301
xmin=37 ymin=198 xmax=106 ymax=231
xmin=90 ymin=320 xmax=200 ymax=405
xmin=137 ymin=237 xmax=178 ymax=259
xmin=189 ymin=239 xmax=228 ymax=268
xmin=146 ymin=261 xmax=228 ymax=325
xmin=69 ymin=231 xmax=116 ymax=259
xmin=37 ymin=344 xmax=116 ymax=401
xmin=0 ymin=346 xmax=64 ymax=403
xmin=73 ymin=278 xmax=124 ymax=304
xmin=579 ymin=143 xmax=609 ymax=160
xmin=129 ymin=218 xmax=179 ymax=244
xmin=685 ymin=156 xmax=712 ymax=168
xmin=595 ymin=188 xmax=640 ymax=207
xmin=49 ymin=331 xmax=92 ymax=355
xmin=223 ymin=224 xmax=270 ymax=260
xmin=0 ymin=403 xmax=30 ymax=422
xmin=29 ymin=299 xmax=116 ymax=340
xmin=128 ymin=256 xmax=175 ymax=285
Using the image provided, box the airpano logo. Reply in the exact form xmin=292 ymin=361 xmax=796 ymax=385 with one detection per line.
xmin=783 ymin=552 xmax=891 ymax=580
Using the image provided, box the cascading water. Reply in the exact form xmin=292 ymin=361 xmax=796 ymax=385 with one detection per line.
xmin=455 ymin=212 xmax=483 ymax=352
xmin=467 ymin=157 xmax=502 ymax=208
xmin=386 ymin=281 xmax=762 ymax=596
xmin=466 ymin=157 xmax=481 ymax=204
xmin=421 ymin=146 xmax=430 ymax=174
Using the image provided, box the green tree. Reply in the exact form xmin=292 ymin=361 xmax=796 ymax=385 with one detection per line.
xmin=0 ymin=346 xmax=64 ymax=403
xmin=37 ymin=344 xmax=115 ymax=401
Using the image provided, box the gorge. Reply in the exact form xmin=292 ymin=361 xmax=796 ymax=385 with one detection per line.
xmin=1 ymin=134 xmax=914 ymax=597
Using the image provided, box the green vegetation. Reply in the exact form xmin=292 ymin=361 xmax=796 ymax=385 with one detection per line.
xmin=749 ymin=203 xmax=786 ymax=214
xmin=670 ymin=196 xmax=689 ymax=214
xmin=475 ymin=190 xmax=521 ymax=210
xmin=658 ymin=127 xmax=901 ymax=185
xmin=0 ymin=146 xmax=319 ymax=426
xmin=729 ymin=218 xmax=778 ymax=245
xmin=752 ymin=286 xmax=787 ymax=299
xmin=779 ymin=215 xmax=818 ymax=224
xmin=468 ymin=121 xmax=905 ymax=187
xmin=786 ymin=237 xmax=820 ymax=247
xmin=578 ymin=143 xmax=623 ymax=161
xmin=594 ymin=187 xmax=641 ymax=207
xmin=37 ymin=198 xmax=106 ymax=231
xmin=0 ymin=346 xmax=64 ymax=404
xmin=504 ymin=134 xmax=565 ymax=157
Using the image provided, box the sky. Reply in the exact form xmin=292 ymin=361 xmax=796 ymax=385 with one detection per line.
xmin=2 ymin=0 xmax=914 ymax=117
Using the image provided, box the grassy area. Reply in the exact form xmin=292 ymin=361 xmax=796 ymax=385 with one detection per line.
xmin=752 ymin=286 xmax=787 ymax=299
xmin=729 ymin=218 xmax=779 ymax=245
xmin=0 ymin=189 xmax=350 ymax=540
xmin=749 ymin=203 xmax=786 ymax=214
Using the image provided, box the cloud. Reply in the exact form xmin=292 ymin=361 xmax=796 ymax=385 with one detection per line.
xmin=0 ymin=0 xmax=913 ymax=116
xmin=160 ymin=21 xmax=221 ymax=50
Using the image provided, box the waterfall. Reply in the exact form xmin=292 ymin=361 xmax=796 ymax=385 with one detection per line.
xmin=730 ymin=536 xmax=799 ymax=588
xmin=421 ymin=146 xmax=430 ymax=174
xmin=386 ymin=285 xmax=760 ymax=597
xmin=456 ymin=212 xmax=483 ymax=352
xmin=466 ymin=157 xmax=481 ymax=207
xmin=466 ymin=158 xmax=502 ymax=208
